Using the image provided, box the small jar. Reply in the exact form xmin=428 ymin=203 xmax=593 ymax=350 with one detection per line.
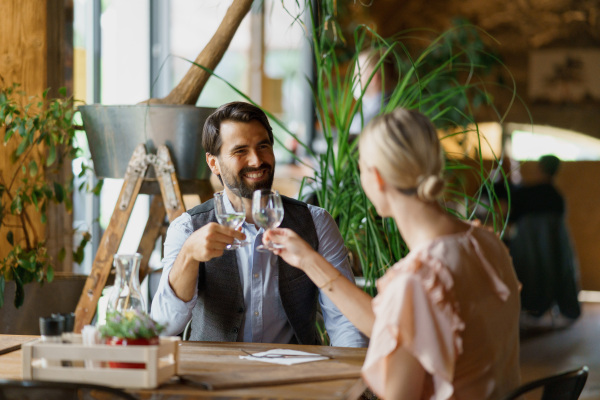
xmin=52 ymin=312 xmax=75 ymax=366
xmin=52 ymin=312 xmax=76 ymax=341
xmin=39 ymin=316 xmax=64 ymax=367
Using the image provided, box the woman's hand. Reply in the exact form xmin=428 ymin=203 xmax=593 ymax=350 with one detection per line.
xmin=263 ymin=228 xmax=315 ymax=270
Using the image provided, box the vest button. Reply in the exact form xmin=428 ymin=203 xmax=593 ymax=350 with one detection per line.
xmin=237 ymin=307 xmax=244 ymax=313
xmin=232 ymin=327 xmax=239 ymax=333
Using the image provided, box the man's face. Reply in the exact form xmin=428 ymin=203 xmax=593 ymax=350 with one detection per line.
xmin=207 ymin=120 xmax=275 ymax=199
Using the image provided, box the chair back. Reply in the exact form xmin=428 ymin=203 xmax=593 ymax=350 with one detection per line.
xmin=501 ymin=366 xmax=589 ymax=400
xmin=0 ymin=379 xmax=137 ymax=400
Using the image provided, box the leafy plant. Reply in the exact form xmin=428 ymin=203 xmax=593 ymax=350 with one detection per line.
xmin=0 ymin=81 xmax=98 ymax=308
xmin=290 ymin=3 xmax=515 ymax=294
xmin=99 ymin=310 xmax=166 ymax=340
xmin=179 ymin=3 xmax=514 ymax=296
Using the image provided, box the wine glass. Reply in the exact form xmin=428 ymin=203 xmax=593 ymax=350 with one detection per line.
xmin=252 ymin=189 xmax=284 ymax=252
xmin=214 ymin=189 xmax=248 ymax=250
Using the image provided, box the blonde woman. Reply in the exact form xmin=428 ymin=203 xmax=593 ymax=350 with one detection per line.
xmin=264 ymin=108 xmax=521 ymax=399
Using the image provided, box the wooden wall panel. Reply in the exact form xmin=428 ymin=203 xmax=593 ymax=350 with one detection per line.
xmin=0 ymin=1 xmax=48 ymax=94
xmin=0 ymin=0 xmax=49 ymax=262
xmin=0 ymin=0 xmax=73 ymax=272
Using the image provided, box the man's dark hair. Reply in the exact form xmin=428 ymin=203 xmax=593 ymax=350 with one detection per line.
xmin=539 ymin=154 xmax=561 ymax=177
xmin=202 ymin=101 xmax=274 ymax=156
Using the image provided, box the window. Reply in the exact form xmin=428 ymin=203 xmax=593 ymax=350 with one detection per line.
xmin=508 ymin=123 xmax=600 ymax=161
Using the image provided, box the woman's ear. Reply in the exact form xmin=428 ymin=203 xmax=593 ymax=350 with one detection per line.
xmin=372 ymin=166 xmax=386 ymax=192
xmin=206 ymin=153 xmax=220 ymax=176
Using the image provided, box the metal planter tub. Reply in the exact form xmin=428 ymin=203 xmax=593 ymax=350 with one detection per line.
xmin=78 ymin=104 xmax=215 ymax=189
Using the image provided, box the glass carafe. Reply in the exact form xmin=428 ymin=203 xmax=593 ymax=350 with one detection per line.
xmin=107 ymin=253 xmax=145 ymax=313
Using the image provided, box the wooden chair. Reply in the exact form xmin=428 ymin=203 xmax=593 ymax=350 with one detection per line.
xmin=501 ymin=366 xmax=589 ymax=400
xmin=0 ymin=379 xmax=137 ymax=400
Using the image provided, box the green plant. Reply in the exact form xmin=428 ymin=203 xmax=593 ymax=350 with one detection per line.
xmin=99 ymin=310 xmax=166 ymax=340
xmin=0 ymin=81 xmax=98 ymax=308
xmin=181 ymin=3 xmax=514 ymax=295
xmin=291 ymin=3 xmax=516 ymax=294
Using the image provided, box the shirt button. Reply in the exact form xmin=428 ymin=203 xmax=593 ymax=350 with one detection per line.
xmin=254 ymin=311 xmax=259 ymax=316
xmin=253 ymin=273 xmax=259 ymax=278
xmin=233 ymin=327 xmax=239 ymax=333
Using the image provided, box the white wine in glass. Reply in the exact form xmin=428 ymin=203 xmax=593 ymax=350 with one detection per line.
xmin=252 ymin=189 xmax=284 ymax=252
xmin=214 ymin=190 xmax=248 ymax=250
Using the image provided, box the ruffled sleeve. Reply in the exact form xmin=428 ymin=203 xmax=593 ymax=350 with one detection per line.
xmin=361 ymin=253 xmax=465 ymax=400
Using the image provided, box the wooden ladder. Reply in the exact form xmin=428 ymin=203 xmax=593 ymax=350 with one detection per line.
xmin=73 ymin=144 xmax=187 ymax=333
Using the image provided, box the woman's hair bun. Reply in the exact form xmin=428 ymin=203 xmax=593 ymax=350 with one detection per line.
xmin=417 ymin=175 xmax=445 ymax=202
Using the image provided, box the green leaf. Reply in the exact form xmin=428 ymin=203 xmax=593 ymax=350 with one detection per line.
xmin=46 ymin=145 xmax=57 ymax=166
xmin=28 ymin=160 xmax=38 ymax=177
xmin=13 ymin=272 xmax=24 ymax=308
xmin=92 ymin=179 xmax=104 ymax=196
xmin=20 ymin=260 xmax=34 ymax=272
xmin=15 ymin=138 xmax=28 ymax=156
xmin=46 ymin=265 xmax=54 ymax=282
xmin=4 ymin=128 xmax=14 ymax=142
xmin=6 ymin=230 xmax=13 ymax=246
xmin=58 ymin=247 xmax=66 ymax=262
xmin=10 ymin=196 xmax=23 ymax=214
xmin=73 ymin=246 xmax=84 ymax=264
xmin=31 ymin=191 xmax=38 ymax=210
xmin=53 ymin=182 xmax=65 ymax=203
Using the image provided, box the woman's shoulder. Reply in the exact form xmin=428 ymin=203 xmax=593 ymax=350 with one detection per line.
xmin=378 ymin=245 xmax=456 ymax=302
xmin=379 ymin=221 xmax=510 ymax=292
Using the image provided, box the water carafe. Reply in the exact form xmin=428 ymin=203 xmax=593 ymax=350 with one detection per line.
xmin=107 ymin=253 xmax=145 ymax=312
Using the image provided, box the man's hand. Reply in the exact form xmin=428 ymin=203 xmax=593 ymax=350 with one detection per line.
xmin=182 ymin=222 xmax=246 ymax=262
xmin=169 ymin=222 xmax=246 ymax=302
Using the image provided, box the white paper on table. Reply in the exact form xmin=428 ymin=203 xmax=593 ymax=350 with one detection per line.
xmin=239 ymin=348 xmax=330 ymax=365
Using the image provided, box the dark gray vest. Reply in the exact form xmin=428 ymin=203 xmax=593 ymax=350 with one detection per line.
xmin=187 ymin=196 xmax=320 ymax=344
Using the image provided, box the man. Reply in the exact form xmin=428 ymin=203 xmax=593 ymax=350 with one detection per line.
xmin=509 ymin=154 xmax=581 ymax=326
xmin=151 ymin=101 xmax=367 ymax=347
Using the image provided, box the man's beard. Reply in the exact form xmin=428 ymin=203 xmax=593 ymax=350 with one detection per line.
xmin=219 ymin=162 xmax=274 ymax=199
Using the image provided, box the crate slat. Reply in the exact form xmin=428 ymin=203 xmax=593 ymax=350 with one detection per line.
xmin=22 ymin=335 xmax=179 ymax=389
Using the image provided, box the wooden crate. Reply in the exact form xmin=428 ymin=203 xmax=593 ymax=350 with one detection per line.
xmin=21 ymin=335 xmax=180 ymax=389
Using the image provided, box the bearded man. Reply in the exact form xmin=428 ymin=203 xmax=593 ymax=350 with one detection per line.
xmin=151 ymin=102 xmax=367 ymax=347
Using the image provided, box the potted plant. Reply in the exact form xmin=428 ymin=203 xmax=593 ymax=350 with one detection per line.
xmin=0 ymin=80 xmax=95 ymax=310
xmin=99 ymin=309 xmax=166 ymax=369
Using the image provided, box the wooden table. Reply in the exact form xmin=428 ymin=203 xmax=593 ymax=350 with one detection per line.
xmin=0 ymin=335 xmax=367 ymax=399
xmin=0 ymin=335 xmax=37 ymax=379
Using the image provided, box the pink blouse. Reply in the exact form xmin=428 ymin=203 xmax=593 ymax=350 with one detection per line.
xmin=362 ymin=223 xmax=521 ymax=399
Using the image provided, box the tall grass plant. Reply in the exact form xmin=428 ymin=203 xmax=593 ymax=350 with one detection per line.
xmin=184 ymin=1 xmax=516 ymax=295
